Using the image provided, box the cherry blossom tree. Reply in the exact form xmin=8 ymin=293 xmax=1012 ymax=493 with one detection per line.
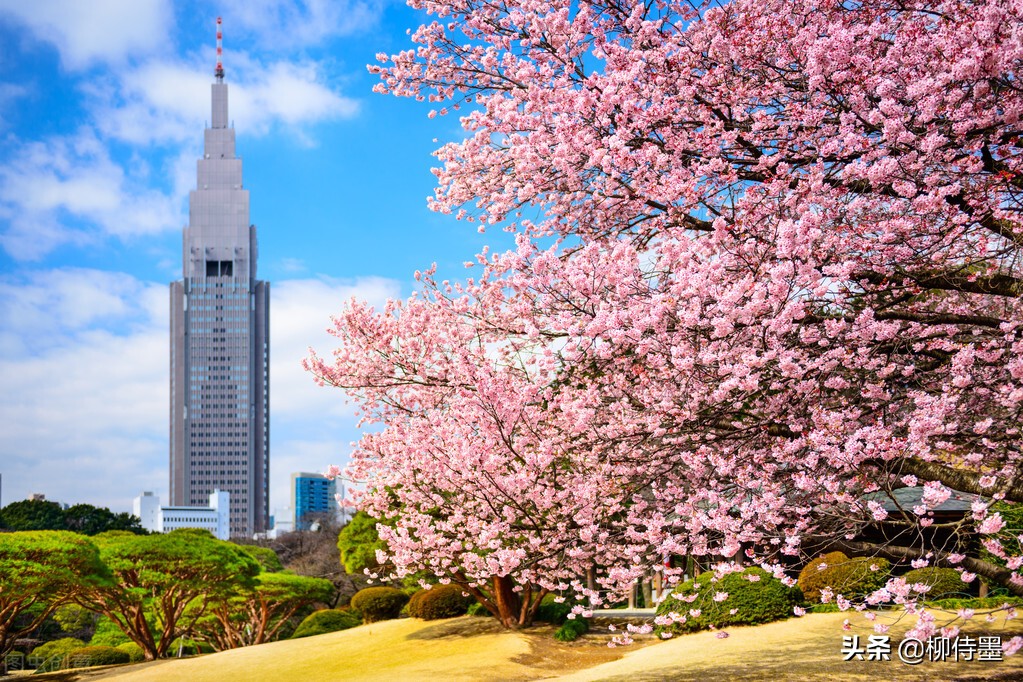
xmin=307 ymin=0 xmax=1023 ymax=634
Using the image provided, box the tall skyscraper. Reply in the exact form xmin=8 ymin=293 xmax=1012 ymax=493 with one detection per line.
xmin=170 ymin=18 xmax=269 ymax=537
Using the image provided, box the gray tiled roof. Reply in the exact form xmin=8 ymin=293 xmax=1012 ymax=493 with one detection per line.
xmin=864 ymin=486 xmax=984 ymax=513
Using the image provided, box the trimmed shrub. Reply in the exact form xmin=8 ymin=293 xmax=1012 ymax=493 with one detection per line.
xmin=535 ymin=594 xmax=574 ymax=625
xmin=798 ymin=552 xmax=890 ymax=601
xmin=554 ymin=618 xmax=589 ymax=642
xmin=291 ymin=608 xmax=363 ymax=639
xmin=903 ymin=567 xmax=969 ymax=600
xmin=115 ymin=642 xmax=144 ymax=663
xmin=467 ymin=602 xmax=489 ymax=617
xmin=61 ymin=645 xmax=130 ymax=669
xmin=31 ymin=637 xmax=86 ymax=662
xmin=351 ymin=587 xmax=409 ymax=623
xmin=655 ymin=567 xmax=803 ymax=636
xmin=798 ymin=552 xmax=849 ymax=601
xmin=809 ymin=602 xmax=842 ymax=613
xmin=407 ymin=585 xmax=474 ymax=620
xmin=30 ymin=638 xmax=86 ymax=672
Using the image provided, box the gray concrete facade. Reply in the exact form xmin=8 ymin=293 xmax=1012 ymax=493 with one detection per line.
xmin=170 ymin=69 xmax=269 ymax=538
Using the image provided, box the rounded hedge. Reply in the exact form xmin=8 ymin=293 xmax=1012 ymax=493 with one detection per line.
xmin=291 ymin=608 xmax=363 ymax=639
xmin=31 ymin=638 xmax=86 ymax=672
xmin=903 ymin=567 xmax=969 ymax=600
xmin=115 ymin=642 xmax=145 ymax=663
xmin=655 ymin=567 xmax=803 ymax=636
xmin=467 ymin=602 xmax=490 ymax=617
xmin=407 ymin=585 xmax=474 ymax=620
xmin=798 ymin=552 xmax=890 ymax=602
xmin=61 ymin=645 xmax=131 ymax=669
xmin=31 ymin=638 xmax=85 ymax=662
xmin=351 ymin=587 xmax=409 ymax=623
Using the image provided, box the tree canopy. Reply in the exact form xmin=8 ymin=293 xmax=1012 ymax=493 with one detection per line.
xmin=196 ymin=572 xmax=335 ymax=649
xmin=308 ymin=0 xmax=1023 ymax=635
xmin=0 ymin=499 xmax=145 ymax=535
xmin=0 ymin=531 xmax=110 ymax=660
xmin=336 ymin=511 xmax=386 ymax=575
xmin=75 ymin=531 xmax=260 ymax=660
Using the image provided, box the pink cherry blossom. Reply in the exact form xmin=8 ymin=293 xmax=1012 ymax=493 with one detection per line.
xmin=307 ymin=0 xmax=1023 ymax=631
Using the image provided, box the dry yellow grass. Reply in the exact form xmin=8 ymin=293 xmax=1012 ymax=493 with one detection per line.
xmin=93 ymin=618 xmax=535 ymax=682
xmin=556 ymin=611 xmax=1023 ymax=682
xmin=37 ymin=610 xmax=1023 ymax=682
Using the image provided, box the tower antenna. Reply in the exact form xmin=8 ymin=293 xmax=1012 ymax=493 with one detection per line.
xmin=215 ymin=17 xmax=224 ymax=81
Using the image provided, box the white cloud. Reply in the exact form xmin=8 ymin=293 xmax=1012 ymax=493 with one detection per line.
xmin=0 ymin=0 xmax=174 ymax=70
xmin=89 ymin=56 xmax=359 ymax=145
xmin=0 ymin=268 xmax=169 ymax=510
xmin=270 ymin=275 xmax=401 ymax=420
xmin=0 ymin=268 xmax=159 ymax=354
xmin=0 ymin=269 xmax=400 ymax=514
xmin=236 ymin=60 xmax=360 ymax=127
xmin=0 ymin=130 xmax=182 ymax=259
xmin=222 ymin=0 xmax=388 ymax=48
xmin=269 ymin=276 xmax=402 ymax=513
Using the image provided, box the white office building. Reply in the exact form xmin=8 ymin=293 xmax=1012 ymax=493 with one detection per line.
xmin=133 ymin=489 xmax=230 ymax=540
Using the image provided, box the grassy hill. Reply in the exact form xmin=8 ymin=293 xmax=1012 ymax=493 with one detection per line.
xmin=32 ymin=611 xmax=1023 ymax=681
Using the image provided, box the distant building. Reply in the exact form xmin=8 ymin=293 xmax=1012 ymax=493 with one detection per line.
xmin=169 ymin=18 xmax=270 ymax=538
xmin=291 ymin=473 xmax=340 ymax=530
xmin=132 ymin=490 xmax=230 ymax=540
xmin=251 ymin=507 xmax=294 ymax=540
xmin=272 ymin=507 xmax=295 ymax=534
xmin=27 ymin=493 xmax=68 ymax=509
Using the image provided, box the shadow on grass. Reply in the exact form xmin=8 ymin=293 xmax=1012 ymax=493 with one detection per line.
xmin=403 ymin=617 xmax=509 ymax=640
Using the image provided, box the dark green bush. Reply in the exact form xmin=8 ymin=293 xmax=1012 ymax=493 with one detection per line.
xmin=291 ymin=608 xmax=363 ymax=639
xmin=536 ymin=594 xmax=574 ymax=625
xmin=407 ymin=584 xmax=474 ymax=620
xmin=798 ymin=552 xmax=890 ymax=601
xmin=467 ymin=602 xmax=489 ymax=617
xmin=554 ymin=618 xmax=589 ymax=641
xmin=350 ymin=587 xmax=409 ymax=623
xmin=655 ymin=567 xmax=803 ymax=636
xmin=61 ymin=645 xmax=130 ymax=668
xmin=903 ymin=567 xmax=969 ymax=599
xmin=115 ymin=642 xmax=144 ymax=662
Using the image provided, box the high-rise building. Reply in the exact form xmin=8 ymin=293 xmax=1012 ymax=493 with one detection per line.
xmin=291 ymin=472 xmax=339 ymax=530
xmin=170 ymin=18 xmax=269 ymax=537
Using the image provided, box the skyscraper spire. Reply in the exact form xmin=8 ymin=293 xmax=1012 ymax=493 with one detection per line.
xmin=215 ymin=16 xmax=224 ymax=82
xmin=211 ymin=17 xmax=228 ymax=129
xmin=171 ymin=15 xmax=270 ymax=537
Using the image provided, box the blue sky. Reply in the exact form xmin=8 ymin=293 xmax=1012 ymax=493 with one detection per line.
xmin=0 ymin=0 xmax=507 ymax=519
